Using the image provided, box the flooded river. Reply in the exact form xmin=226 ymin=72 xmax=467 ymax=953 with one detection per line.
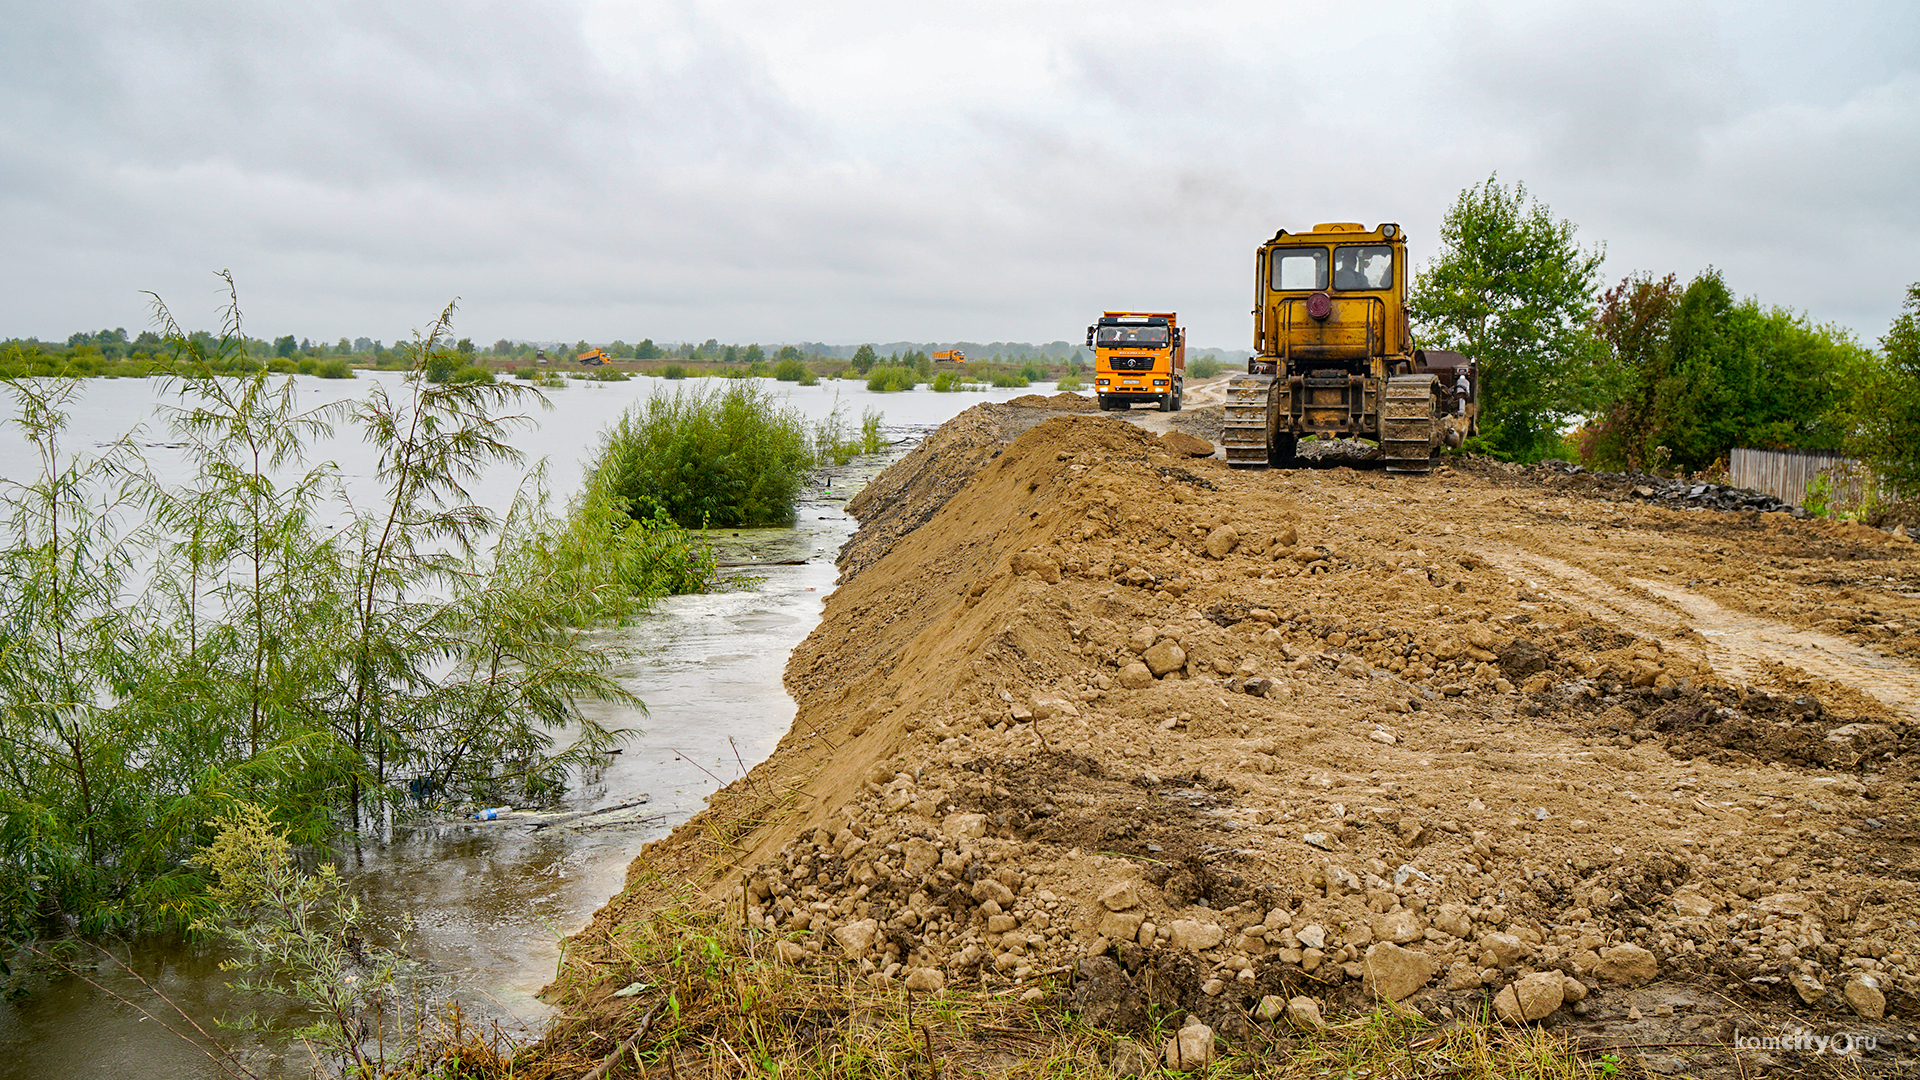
xmin=0 ymin=369 xmax=1062 ymax=1077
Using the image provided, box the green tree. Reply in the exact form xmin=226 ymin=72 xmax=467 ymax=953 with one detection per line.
xmin=1857 ymin=281 xmax=1920 ymax=499
xmin=1583 ymin=273 xmax=1680 ymax=470
xmin=850 ymin=344 xmax=879 ymax=374
xmin=455 ymin=337 xmax=475 ymax=356
xmin=1409 ymin=176 xmax=1607 ymax=461
xmin=743 ymin=344 xmax=765 ymax=365
xmin=273 ymin=335 xmax=298 ymax=359
xmin=635 ymin=338 xmax=662 ymax=359
xmin=1585 ymin=270 xmax=1874 ymax=474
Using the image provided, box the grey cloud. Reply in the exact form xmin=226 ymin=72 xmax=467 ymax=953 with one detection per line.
xmin=0 ymin=1 xmax=1915 ymax=347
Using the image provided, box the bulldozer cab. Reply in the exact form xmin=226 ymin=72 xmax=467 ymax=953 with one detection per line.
xmin=1254 ymin=222 xmax=1411 ymax=375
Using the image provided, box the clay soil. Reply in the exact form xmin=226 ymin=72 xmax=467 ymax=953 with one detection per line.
xmin=558 ymin=399 xmax=1920 ymax=1077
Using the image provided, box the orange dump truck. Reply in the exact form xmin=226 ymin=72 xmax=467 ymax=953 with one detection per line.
xmin=576 ymin=348 xmax=611 ymax=365
xmin=932 ymin=349 xmax=966 ymax=363
xmin=1086 ymin=311 xmax=1185 ymax=411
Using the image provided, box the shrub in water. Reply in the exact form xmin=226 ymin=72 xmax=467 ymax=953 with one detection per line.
xmin=589 ymin=382 xmax=813 ymax=527
xmin=1056 ymin=372 xmax=1083 ymax=391
xmin=773 ymin=358 xmax=806 ymax=382
xmin=315 ymin=358 xmax=353 ymax=379
xmin=866 ymin=364 xmax=917 ymax=392
xmin=661 ymin=363 xmax=688 ymax=380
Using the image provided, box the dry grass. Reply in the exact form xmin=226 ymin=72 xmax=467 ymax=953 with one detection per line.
xmin=491 ymin=894 xmax=1641 ymax=1080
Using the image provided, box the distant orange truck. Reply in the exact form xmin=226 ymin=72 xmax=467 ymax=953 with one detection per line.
xmin=932 ymin=349 xmax=966 ymax=363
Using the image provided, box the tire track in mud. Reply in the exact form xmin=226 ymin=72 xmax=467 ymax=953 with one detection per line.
xmin=1481 ymin=543 xmax=1920 ymax=722
xmin=1631 ymin=576 xmax=1920 ymax=722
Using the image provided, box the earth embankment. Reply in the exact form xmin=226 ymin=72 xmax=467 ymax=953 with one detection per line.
xmin=561 ymin=399 xmax=1920 ymax=1075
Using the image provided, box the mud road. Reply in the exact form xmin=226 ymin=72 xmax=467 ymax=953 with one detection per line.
xmin=562 ymin=397 xmax=1920 ymax=1077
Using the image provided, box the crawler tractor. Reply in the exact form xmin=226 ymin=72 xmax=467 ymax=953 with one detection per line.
xmin=1222 ymin=223 xmax=1477 ymax=473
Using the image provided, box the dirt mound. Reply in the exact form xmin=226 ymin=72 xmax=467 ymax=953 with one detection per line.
xmin=837 ymin=401 xmax=1096 ymax=582
xmin=1005 ymin=391 xmax=1098 ymax=412
xmin=1169 ymin=404 xmax=1224 ymax=445
xmin=566 ymin=412 xmax=1920 ymax=1074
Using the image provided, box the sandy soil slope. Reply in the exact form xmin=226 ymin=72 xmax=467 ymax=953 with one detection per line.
xmin=567 ymin=400 xmax=1920 ymax=1075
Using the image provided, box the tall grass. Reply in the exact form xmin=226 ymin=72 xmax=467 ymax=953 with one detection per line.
xmin=588 ymin=382 xmax=814 ymax=527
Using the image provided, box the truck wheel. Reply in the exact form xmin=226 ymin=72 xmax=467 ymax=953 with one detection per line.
xmin=1159 ymin=393 xmax=1173 ymax=412
xmin=1170 ymin=386 xmax=1183 ymax=412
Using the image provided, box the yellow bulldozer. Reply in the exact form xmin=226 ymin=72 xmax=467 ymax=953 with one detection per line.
xmin=1221 ymin=222 xmax=1477 ymax=473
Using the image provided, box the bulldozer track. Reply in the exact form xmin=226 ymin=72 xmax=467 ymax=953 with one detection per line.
xmin=1381 ymin=374 xmax=1439 ymax=473
xmin=1221 ymin=372 xmax=1274 ymax=468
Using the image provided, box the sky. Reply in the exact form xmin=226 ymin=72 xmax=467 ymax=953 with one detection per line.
xmin=2 ymin=1 xmax=1916 ymax=350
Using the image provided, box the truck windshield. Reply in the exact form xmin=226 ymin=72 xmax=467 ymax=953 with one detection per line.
xmin=1333 ymin=245 xmax=1392 ymax=290
xmin=1271 ymin=248 xmax=1328 ymax=291
xmin=1096 ymin=325 xmax=1169 ymax=347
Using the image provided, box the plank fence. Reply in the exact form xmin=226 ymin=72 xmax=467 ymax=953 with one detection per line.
xmin=1728 ymin=448 xmax=1881 ymax=510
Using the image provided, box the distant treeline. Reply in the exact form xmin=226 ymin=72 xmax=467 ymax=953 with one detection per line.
xmin=5 ymin=329 xmax=1253 ymax=377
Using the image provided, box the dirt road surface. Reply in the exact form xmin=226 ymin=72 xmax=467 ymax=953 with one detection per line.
xmin=564 ymin=398 xmax=1920 ymax=1076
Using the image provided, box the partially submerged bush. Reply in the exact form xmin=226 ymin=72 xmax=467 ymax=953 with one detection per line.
xmin=866 ymin=365 xmax=917 ymax=392
xmin=588 ymin=382 xmax=813 ymax=527
xmin=661 ymin=363 xmax=689 ymax=380
xmin=773 ymin=358 xmax=806 ymax=382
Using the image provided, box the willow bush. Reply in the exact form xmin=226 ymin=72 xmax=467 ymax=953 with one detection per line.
xmin=587 ymin=382 xmax=814 ymax=527
xmin=0 ymin=277 xmax=710 ymax=953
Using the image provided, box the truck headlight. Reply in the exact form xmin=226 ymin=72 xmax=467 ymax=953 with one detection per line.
xmin=1096 ymin=378 xmax=1109 ymax=385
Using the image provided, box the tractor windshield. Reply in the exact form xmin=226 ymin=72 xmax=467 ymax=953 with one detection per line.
xmin=1271 ymin=248 xmax=1328 ymax=291
xmin=1333 ymin=245 xmax=1393 ymax=290
xmin=1096 ymin=325 xmax=1169 ymax=348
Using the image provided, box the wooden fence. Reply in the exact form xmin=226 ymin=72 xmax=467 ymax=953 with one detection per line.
xmin=1729 ymin=448 xmax=1880 ymax=509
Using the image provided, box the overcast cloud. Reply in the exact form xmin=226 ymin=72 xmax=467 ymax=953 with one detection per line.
xmin=2 ymin=0 xmax=1915 ymax=349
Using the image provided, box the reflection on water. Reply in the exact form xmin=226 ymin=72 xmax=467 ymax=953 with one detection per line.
xmin=0 ymin=367 xmax=1043 ymax=1076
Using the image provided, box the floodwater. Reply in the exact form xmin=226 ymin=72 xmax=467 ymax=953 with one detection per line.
xmin=0 ymin=369 xmax=1068 ymax=1078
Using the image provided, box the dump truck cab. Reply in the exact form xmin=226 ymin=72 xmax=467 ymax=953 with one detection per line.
xmin=932 ymin=349 xmax=966 ymax=363
xmin=1087 ymin=311 xmax=1185 ymax=411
